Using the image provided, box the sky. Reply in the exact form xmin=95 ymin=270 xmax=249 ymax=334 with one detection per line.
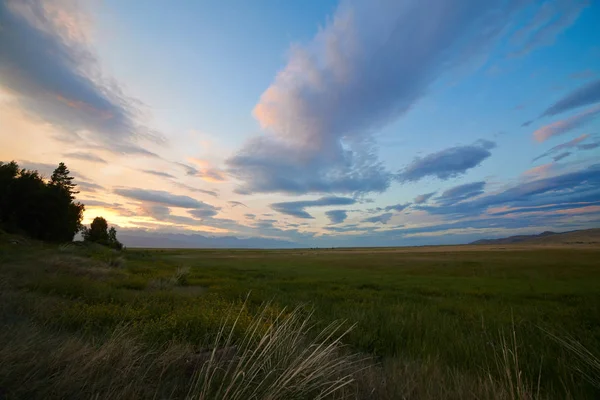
xmin=1 ymin=0 xmax=600 ymax=247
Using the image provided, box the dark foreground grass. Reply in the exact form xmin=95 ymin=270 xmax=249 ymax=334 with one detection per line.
xmin=1 ymin=236 xmax=599 ymax=398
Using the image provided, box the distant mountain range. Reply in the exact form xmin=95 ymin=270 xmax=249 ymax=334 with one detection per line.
xmin=119 ymin=230 xmax=297 ymax=249
xmin=469 ymin=228 xmax=600 ymax=245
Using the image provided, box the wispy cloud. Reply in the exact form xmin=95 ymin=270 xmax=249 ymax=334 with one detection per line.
xmin=552 ymin=151 xmax=571 ymax=162
xmin=228 ymin=201 xmax=247 ymax=208
xmin=384 ymin=203 xmax=411 ymax=212
xmin=509 ymin=0 xmax=588 ymax=57
xmin=0 ymin=0 xmax=159 ymax=155
xmin=419 ymin=164 xmax=600 ymax=217
xmin=532 ymin=133 xmax=589 ymax=161
xmin=437 ymin=181 xmax=486 ymax=204
xmin=541 ymin=79 xmax=600 ymax=117
xmin=188 ymin=158 xmax=227 ymax=182
xmin=363 ymin=213 xmax=393 ymax=225
xmin=396 ymin=140 xmax=495 ymax=182
xmin=533 ymin=105 xmax=600 ymax=142
xmin=114 ymin=188 xmax=217 ymax=210
xmin=64 ymin=151 xmax=107 ymax=164
xmin=271 ymin=196 xmax=356 ymax=219
xmin=414 ymin=192 xmax=436 ymax=204
xmin=142 ymin=170 xmax=176 ymax=179
xmin=170 ymin=181 xmax=218 ymax=198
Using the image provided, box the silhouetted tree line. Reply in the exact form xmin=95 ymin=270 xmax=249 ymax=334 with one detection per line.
xmin=0 ymin=160 xmax=122 ymax=249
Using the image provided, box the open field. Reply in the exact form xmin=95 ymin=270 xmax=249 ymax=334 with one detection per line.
xmin=1 ymin=236 xmax=599 ymax=398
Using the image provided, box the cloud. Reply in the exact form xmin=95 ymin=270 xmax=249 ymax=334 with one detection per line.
xmin=174 ymin=162 xmax=198 ymax=176
xmin=227 ymin=0 xmax=533 ymax=196
xmin=533 ymin=105 xmax=600 ymax=142
xmin=510 ymin=0 xmax=589 ymax=57
xmin=438 ymin=181 xmax=486 ymax=204
xmin=384 ymin=203 xmax=411 ymax=212
xmin=271 ymin=196 xmax=356 ymax=219
xmin=188 ymin=158 xmax=227 ymax=182
xmin=18 ymin=160 xmax=87 ymax=180
xmin=170 ymin=181 xmax=218 ymax=197
xmin=569 ymin=69 xmax=596 ymax=80
xmin=362 ymin=212 xmax=393 ymax=224
xmin=244 ymin=213 xmax=256 ymax=219
xmin=0 ymin=0 xmax=158 ymax=154
xmin=77 ymin=180 xmax=104 ymax=192
xmin=325 ymin=210 xmax=348 ymax=224
xmin=396 ymin=140 xmax=495 ymax=182
xmin=414 ymin=192 xmax=436 ymax=204
xmin=578 ymin=141 xmax=600 ymax=150
xmin=521 ymin=163 xmax=556 ymax=179
xmin=420 ymin=164 xmax=600 ymax=217
xmin=142 ymin=170 xmax=176 ymax=179
xmin=541 ymin=79 xmax=600 ymax=117
xmin=552 ymin=151 xmax=571 ymax=162
xmin=114 ymin=188 xmax=218 ymax=210
xmin=64 ymin=151 xmax=107 ymax=164
xmin=228 ymin=201 xmax=247 ymax=208
xmin=522 ymin=120 xmax=533 ymax=127
xmin=139 ymin=204 xmax=171 ymax=220
xmin=532 ymin=133 xmax=589 ymax=161
xmin=187 ymin=207 xmax=220 ymax=219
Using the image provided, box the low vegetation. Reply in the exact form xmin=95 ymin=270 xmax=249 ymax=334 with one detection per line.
xmin=1 ymin=235 xmax=599 ymax=399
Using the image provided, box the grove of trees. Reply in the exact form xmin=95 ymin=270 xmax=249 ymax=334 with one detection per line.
xmin=1 ymin=160 xmax=122 ymax=248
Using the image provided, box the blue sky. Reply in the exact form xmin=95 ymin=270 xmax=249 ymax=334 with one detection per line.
xmin=1 ymin=0 xmax=599 ymax=247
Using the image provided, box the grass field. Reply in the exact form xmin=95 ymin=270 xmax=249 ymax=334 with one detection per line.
xmin=1 ymin=235 xmax=599 ymax=399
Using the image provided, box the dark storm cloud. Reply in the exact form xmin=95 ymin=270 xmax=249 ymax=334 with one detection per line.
xmin=271 ymin=196 xmax=356 ymax=219
xmin=396 ymin=140 xmax=495 ymax=182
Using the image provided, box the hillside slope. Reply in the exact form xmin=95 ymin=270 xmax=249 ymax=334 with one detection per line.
xmin=470 ymin=228 xmax=600 ymax=245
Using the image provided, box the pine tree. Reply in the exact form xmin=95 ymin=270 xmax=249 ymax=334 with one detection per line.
xmin=50 ymin=162 xmax=79 ymax=199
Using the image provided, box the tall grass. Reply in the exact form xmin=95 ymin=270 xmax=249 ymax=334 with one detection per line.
xmin=0 ymin=304 xmax=361 ymax=399
xmin=546 ymin=332 xmax=600 ymax=390
xmin=190 ymin=304 xmax=359 ymax=399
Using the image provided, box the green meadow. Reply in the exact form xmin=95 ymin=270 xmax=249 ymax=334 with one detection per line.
xmin=1 ymin=236 xmax=599 ymax=399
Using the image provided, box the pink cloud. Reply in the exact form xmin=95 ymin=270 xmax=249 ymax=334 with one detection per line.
xmin=521 ymin=163 xmax=555 ymax=178
xmin=533 ymin=104 xmax=600 ymax=142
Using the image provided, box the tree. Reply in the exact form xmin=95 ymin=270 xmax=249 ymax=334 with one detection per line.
xmin=83 ymin=216 xmax=123 ymax=250
xmin=50 ymin=162 xmax=79 ymax=199
xmin=0 ymin=161 xmax=84 ymax=242
xmin=108 ymin=227 xmax=123 ymax=250
xmin=84 ymin=217 xmax=109 ymax=243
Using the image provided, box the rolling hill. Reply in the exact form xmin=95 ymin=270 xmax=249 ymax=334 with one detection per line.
xmin=470 ymin=228 xmax=600 ymax=246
